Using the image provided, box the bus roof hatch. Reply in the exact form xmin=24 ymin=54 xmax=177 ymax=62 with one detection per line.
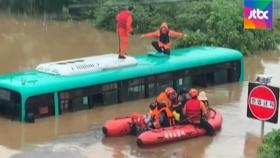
xmin=36 ymin=54 xmax=138 ymax=76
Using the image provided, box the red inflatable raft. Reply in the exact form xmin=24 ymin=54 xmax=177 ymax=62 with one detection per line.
xmin=102 ymin=116 xmax=132 ymax=137
xmin=137 ymin=109 xmax=222 ymax=146
xmin=103 ymin=109 xmax=222 ymax=146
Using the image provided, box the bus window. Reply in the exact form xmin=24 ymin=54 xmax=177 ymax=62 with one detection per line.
xmin=102 ymin=83 xmax=118 ymax=105
xmin=70 ymin=96 xmax=89 ymax=111
xmin=0 ymin=88 xmax=21 ymax=120
xmin=192 ymin=74 xmax=207 ymax=87
xmin=59 ymin=92 xmax=70 ymax=113
xmin=156 ymin=73 xmax=173 ymax=94
xmin=26 ymin=93 xmax=54 ymax=118
xmin=63 ymin=83 xmax=119 ymax=107
xmin=176 ymin=76 xmax=192 ymax=91
xmin=174 ymin=71 xmax=192 ymax=91
xmin=80 ymin=85 xmax=101 ymax=108
xmin=214 ymin=69 xmax=228 ymax=84
xmin=128 ymin=78 xmax=145 ymax=100
xmin=228 ymin=61 xmax=241 ymax=82
xmin=206 ymin=72 xmax=214 ymax=85
xmin=120 ymin=78 xmax=145 ymax=101
xmin=207 ymin=61 xmax=240 ymax=85
xmin=59 ymin=89 xmax=89 ymax=112
xmin=188 ymin=60 xmax=241 ymax=87
xmin=146 ymin=76 xmax=156 ymax=98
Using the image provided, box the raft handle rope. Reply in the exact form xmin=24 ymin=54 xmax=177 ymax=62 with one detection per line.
xmin=208 ymin=108 xmax=217 ymax=119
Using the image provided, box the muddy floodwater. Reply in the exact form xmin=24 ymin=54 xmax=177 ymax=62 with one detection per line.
xmin=0 ymin=15 xmax=279 ymax=158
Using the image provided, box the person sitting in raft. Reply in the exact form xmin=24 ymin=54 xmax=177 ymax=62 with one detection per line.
xmin=178 ymin=88 xmax=188 ymax=106
xmin=184 ymin=88 xmax=215 ymax=136
xmin=154 ymin=101 xmax=175 ymax=128
xmin=147 ymin=102 xmax=158 ymax=129
xmin=141 ymin=22 xmax=187 ymax=55
xmin=131 ymin=101 xmax=160 ymax=134
xmin=173 ymin=88 xmax=188 ymax=124
xmin=156 ymin=87 xmax=178 ymax=111
xmin=130 ymin=112 xmax=153 ymax=135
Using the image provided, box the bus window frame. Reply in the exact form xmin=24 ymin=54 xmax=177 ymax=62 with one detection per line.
xmin=0 ymin=88 xmax=21 ymax=120
xmin=119 ymin=78 xmax=145 ymax=102
xmin=25 ymin=93 xmax=54 ymax=118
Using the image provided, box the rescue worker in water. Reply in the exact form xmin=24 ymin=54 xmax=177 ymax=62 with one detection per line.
xmin=141 ymin=22 xmax=187 ymax=55
xmin=116 ymin=6 xmax=134 ymax=59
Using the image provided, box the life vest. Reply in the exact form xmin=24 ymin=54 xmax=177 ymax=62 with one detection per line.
xmin=156 ymin=92 xmax=172 ymax=109
xmin=116 ymin=10 xmax=132 ymax=29
xmin=150 ymin=107 xmax=158 ymax=117
xmin=159 ymin=31 xmax=170 ymax=44
xmin=154 ymin=107 xmax=175 ymax=128
xmin=185 ymin=99 xmax=202 ymax=124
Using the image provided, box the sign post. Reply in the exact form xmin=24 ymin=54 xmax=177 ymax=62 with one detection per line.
xmin=261 ymin=121 xmax=264 ymax=137
xmin=247 ymin=75 xmax=279 ymax=137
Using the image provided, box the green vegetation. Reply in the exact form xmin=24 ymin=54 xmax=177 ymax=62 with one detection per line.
xmin=93 ymin=0 xmax=280 ymax=55
xmin=258 ymin=129 xmax=280 ymax=158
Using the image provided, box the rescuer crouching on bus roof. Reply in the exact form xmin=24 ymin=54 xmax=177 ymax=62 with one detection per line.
xmin=184 ymin=88 xmax=215 ymax=136
xmin=141 ymin=22 xmax=187 ymax=55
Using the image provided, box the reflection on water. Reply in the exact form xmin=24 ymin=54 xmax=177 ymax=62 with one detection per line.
xmin=244 ymin=50 xmax=280 ymax=85
xmin=243 ymin=133 xmax=261 ymax=158
xmin=0 ymin=15 xmax=279 ymax=157
xmin=0 ymin=145 xmax=19 ymax=158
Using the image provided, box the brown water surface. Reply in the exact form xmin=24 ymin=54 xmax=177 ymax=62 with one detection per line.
xmin=0 ymin=15 xmax=279 ymax=158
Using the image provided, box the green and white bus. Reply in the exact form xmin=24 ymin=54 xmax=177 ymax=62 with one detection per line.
xmin=0 ymin=46 xmax=244 ymax=122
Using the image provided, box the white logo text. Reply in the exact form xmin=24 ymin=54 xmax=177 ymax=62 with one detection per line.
xmin=248 ymin=9 xmax=269 ymax=20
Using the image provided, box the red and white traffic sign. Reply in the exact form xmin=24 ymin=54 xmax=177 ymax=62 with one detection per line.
xmin=247 ymin=82 xmax=279 ymax=123
xmin=248 ymin=85 xmax=277 ymax=120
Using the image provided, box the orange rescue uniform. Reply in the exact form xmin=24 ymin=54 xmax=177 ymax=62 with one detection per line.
xmin=116 ymin=10 xmax=133 ymax=56
xmin=156 ymin=92 xmax=172 ymax=109
xmin=150 ymin=106 xmax=174 ymax=128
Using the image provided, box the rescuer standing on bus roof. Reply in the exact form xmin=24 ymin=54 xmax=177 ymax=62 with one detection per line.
xmin=116 ymin=6 xmax=134 ymax=59
xmin=141 ymin=22 xmax=187 ymax=55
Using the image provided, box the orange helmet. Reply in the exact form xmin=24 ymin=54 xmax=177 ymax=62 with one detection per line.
xmin=189 ymin=88 xmax=199 ymax=98
xmin=165 ymin=87 xmax=175 ymax=96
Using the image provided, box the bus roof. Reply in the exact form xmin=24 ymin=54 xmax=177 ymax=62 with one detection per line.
xmin=0 ymin=46 xmax=243 ymax=97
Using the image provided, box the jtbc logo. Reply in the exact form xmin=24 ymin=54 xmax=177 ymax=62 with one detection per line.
xmin=248 ymin=9 xmax=269 ymax=20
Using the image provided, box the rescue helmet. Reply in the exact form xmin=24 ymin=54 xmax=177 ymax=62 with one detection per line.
xmin=165 ymin=87 xmax=175 ymax=96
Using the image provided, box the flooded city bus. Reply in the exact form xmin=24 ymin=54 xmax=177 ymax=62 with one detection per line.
xmin=0 ymin=46 xmax=244 ymax=122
